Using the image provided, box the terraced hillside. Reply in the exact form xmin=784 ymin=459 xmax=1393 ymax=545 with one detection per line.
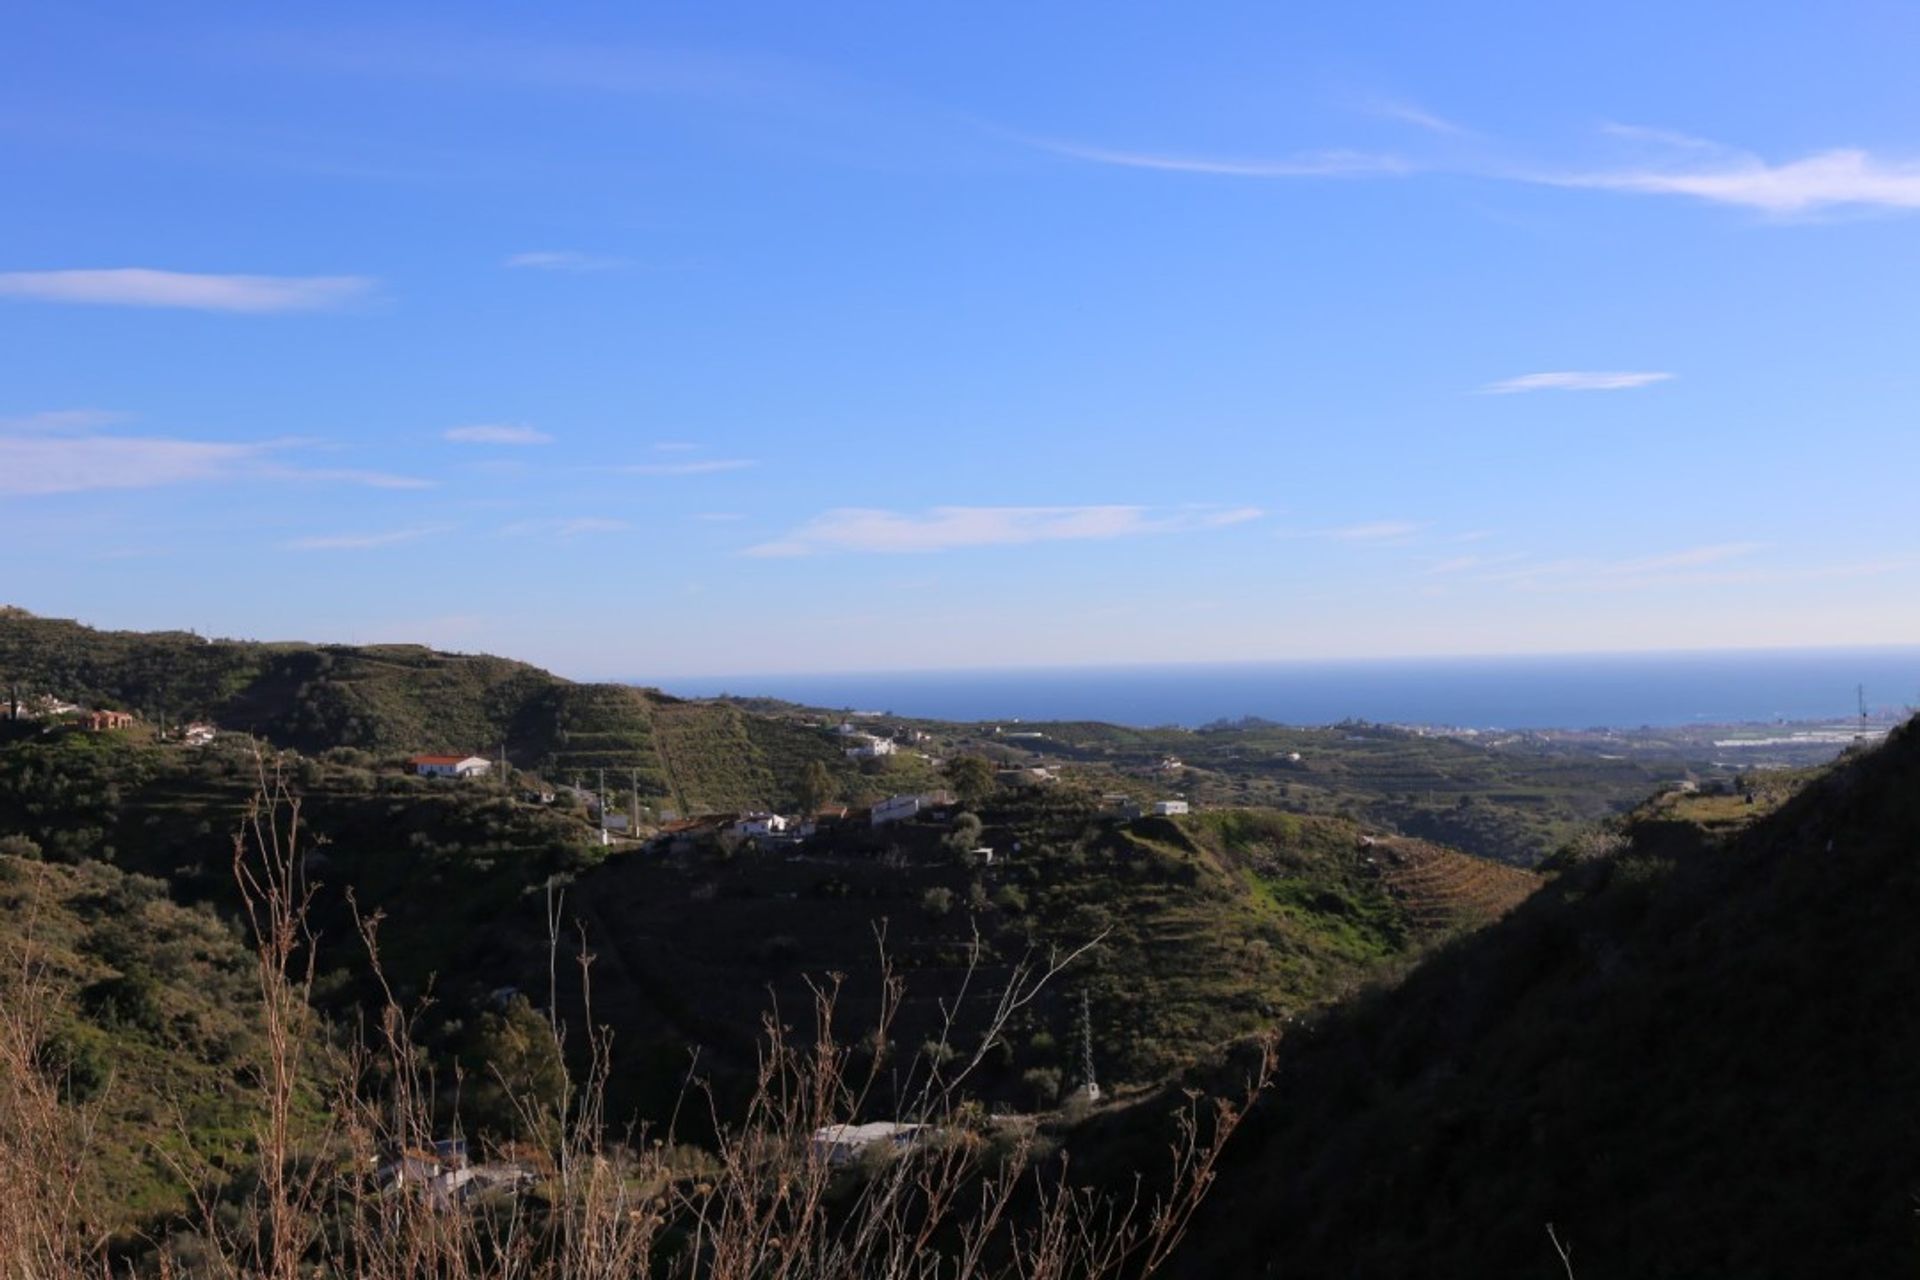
xmin=1367 ymin=836 xmax=1539 ymax=933
xmin=0 ymin=610 xmax=868 ymax=816
xmin=552 ymin=797 xmax=1540 ymax=1123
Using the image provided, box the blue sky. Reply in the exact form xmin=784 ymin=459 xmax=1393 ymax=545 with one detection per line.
xmin=3 ymin=2 xmax=1918 ymax=678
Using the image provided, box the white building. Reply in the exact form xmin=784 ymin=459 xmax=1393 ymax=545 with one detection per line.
xmin=409 ymin=754 xmax=493 ymax=779
xmin=181 ymin=722 xmax=218 ymax=747
xmin=844 ymin=734 xmax=898 ymax=760
xmin=731 ymin=812 xmax=792 ymax=839
xmin=809 ymin=1122 xmax=926 ymax=1167
xmin=1152 ymin=799 xmax=1190 ymax=816
xmin=871 ymin=794 xmax=924 ymax=827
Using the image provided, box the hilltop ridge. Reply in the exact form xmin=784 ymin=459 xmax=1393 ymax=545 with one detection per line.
xmin=0 ymin=609 xmax=858 ymax=818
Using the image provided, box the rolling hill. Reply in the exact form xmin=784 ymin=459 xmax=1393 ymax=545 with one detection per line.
xmin=1154 ymin=722 xmax=1920 ymax=1279
xmin=0 ymin=608 xmax=858 ymax=817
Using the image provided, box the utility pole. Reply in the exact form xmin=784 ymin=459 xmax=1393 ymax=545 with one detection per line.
xmin=1857 ymin=684 xmax=1869 ymax=742
xmin=598 ymin=767 xmax=610 ymax=846
xmin=630 ymin=768 xmax=641 ymax=835
xmin=1078 ymin=989 xmax=1101 ymax=1102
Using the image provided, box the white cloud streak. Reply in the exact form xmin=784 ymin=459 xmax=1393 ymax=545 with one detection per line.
xmin=1035 ymin=140 xmax=1409 ymax=179
xmin=504 ymin=250 xmax=629 ymax=272
xmin=1481 ymin=371 xmax=1674 ymax=394
xmin=0 ymin=434 xmax=266 ymax=496
xmin=0 ymin=423 xmax=431 ymax=496
xmin=1556 ymin=145 xmax=1920 ymax=215
xmin=444 ymin=423 xmax=554 ymax=445
xmin=622 ymin=459 xmax=758 ymax=476
xmin=0 ymin=408 xmax=133 ymax=432
xmin=502 ymin=516 xmax=631 ymax=538
xmin=286 ymin=526 xmax=449 ymax=551
xmin=1367 ymin=99 xmax=1469 ymax=137
xmin=1473 ymin=542 xmax=1770 ymax=591
xmin=0 ymin=268 xmax=375 ymax=312
xmin=746 ymin=504 xmax=1261 ymax=557
xmin=1319 ymin=520 xmax=1424 ymax=542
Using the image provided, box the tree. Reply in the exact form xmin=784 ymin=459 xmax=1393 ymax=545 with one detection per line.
xmin=944 ymin=811 xmax=984 ymax=856
xmin=466 ymin=996 xmax=570 ymax=1141
xmin=798 ymin=760 xmax=837 ymax=813
xmin=945 ymin=755 xmax=997 ymax=808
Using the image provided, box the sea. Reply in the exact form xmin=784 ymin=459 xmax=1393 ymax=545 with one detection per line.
xmin=656 ymin=647 xmax=1920 ymax=732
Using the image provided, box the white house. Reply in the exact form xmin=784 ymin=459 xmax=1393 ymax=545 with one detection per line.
xmin=871 ymin=794 xmax=924 ymax=827
xmin=809 ymin=1122 xmax=925 ymax=1167
xmin=409 ymin=754 xmax=493 ymax=780
xmin=1152 ymin=799 xmax=1190 ymax=816
xmin=844 ymin=734 xmax=898 ymax=760
xmin=181 ymin=722 xmax=217 ymax=747
xmin=731 ymin=812 xmax=792 ymax=840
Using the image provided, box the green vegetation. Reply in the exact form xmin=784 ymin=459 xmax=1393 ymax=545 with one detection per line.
xmin=0 ymin=610 xmax=869 ymax=816
xmin=0 ymin=851 xmax=297 ymax=1224
xmin=1155 ymin=728 xmax=1920 ymax=1279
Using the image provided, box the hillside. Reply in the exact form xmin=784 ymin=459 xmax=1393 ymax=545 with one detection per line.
xmin=0 ymin=852 xmax=295 ymax=1226
xmin=1156 ymin=723 xmax=1920 ymax=1279
xmin=4 ymin=609 xmax=1725 ymax=868
xmin=545 ymin=795 xmax=1539 ymax=1123
xmin=0 ymin=610 xmax=860 ymax=817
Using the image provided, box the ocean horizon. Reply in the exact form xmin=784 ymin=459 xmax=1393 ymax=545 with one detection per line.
xmin=652 ymin=646 xmax=1920 ymax=731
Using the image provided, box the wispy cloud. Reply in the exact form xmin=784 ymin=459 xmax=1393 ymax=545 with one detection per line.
xmin=266 ymin=465 xmax=435 ymax=490
xmin=0 ymin=268 xmax=375 ymax=312
xmin=1366 ymin=99 xmax=1469 ymax=137
xmin=1474 ymin=542 xmax=1770 ymax=591
xmin=286 ymin=526 xmax=449 ymax=551
xmin=0 ymin=419 xmax=430 ymax=496
xmin=1429 ymin=552 xmax=1525 ymax=575
xmin=0 ymin=434 xmax=267 ymax=496
xmin=622 ymin=459 xmax=758 ymax=476
xmin=1555 ymin=142 xmax=1920 ymax=215
xmin=1316 ymin=520 xmax=1424 ymax=542
xmin=746 ymin=504 xmax=1261 ymax=557
xmin=502 ymin=516 xmax=631 ymax=538
xmin=444 ymin=423 xmax=554 ymax=445
xmin=1034 ymin=139 xmax=1409 ymax=179
xmin=504 ymin=250 xmax=628 ymax=272
xmin=1481 ymin=371 xmax=1674 ymax=394
xmin=1595 ymin=121 xmax=1721 ymax=151
xmin=0 ymin=408 xmax=133 ymax=432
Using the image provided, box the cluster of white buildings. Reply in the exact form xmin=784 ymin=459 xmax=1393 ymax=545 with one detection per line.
xmin=836 ymin=722 xmax=899 ymax=760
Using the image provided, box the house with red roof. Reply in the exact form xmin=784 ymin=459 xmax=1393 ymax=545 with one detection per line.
xmin=408 ymin=754 xmax=492 ymax=779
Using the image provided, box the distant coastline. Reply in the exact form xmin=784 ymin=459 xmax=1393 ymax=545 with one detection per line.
xmin=653 ymin=646 xmax=1920 ymax=731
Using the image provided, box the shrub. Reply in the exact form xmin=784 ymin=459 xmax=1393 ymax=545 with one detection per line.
xmin=921 ymin=886 xmax=956 ymax=918
xmin=81 ymin=971 xmax=166 ymax=1035
xmin=1021 ymin=1065 xmax=1063 ymax=1107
